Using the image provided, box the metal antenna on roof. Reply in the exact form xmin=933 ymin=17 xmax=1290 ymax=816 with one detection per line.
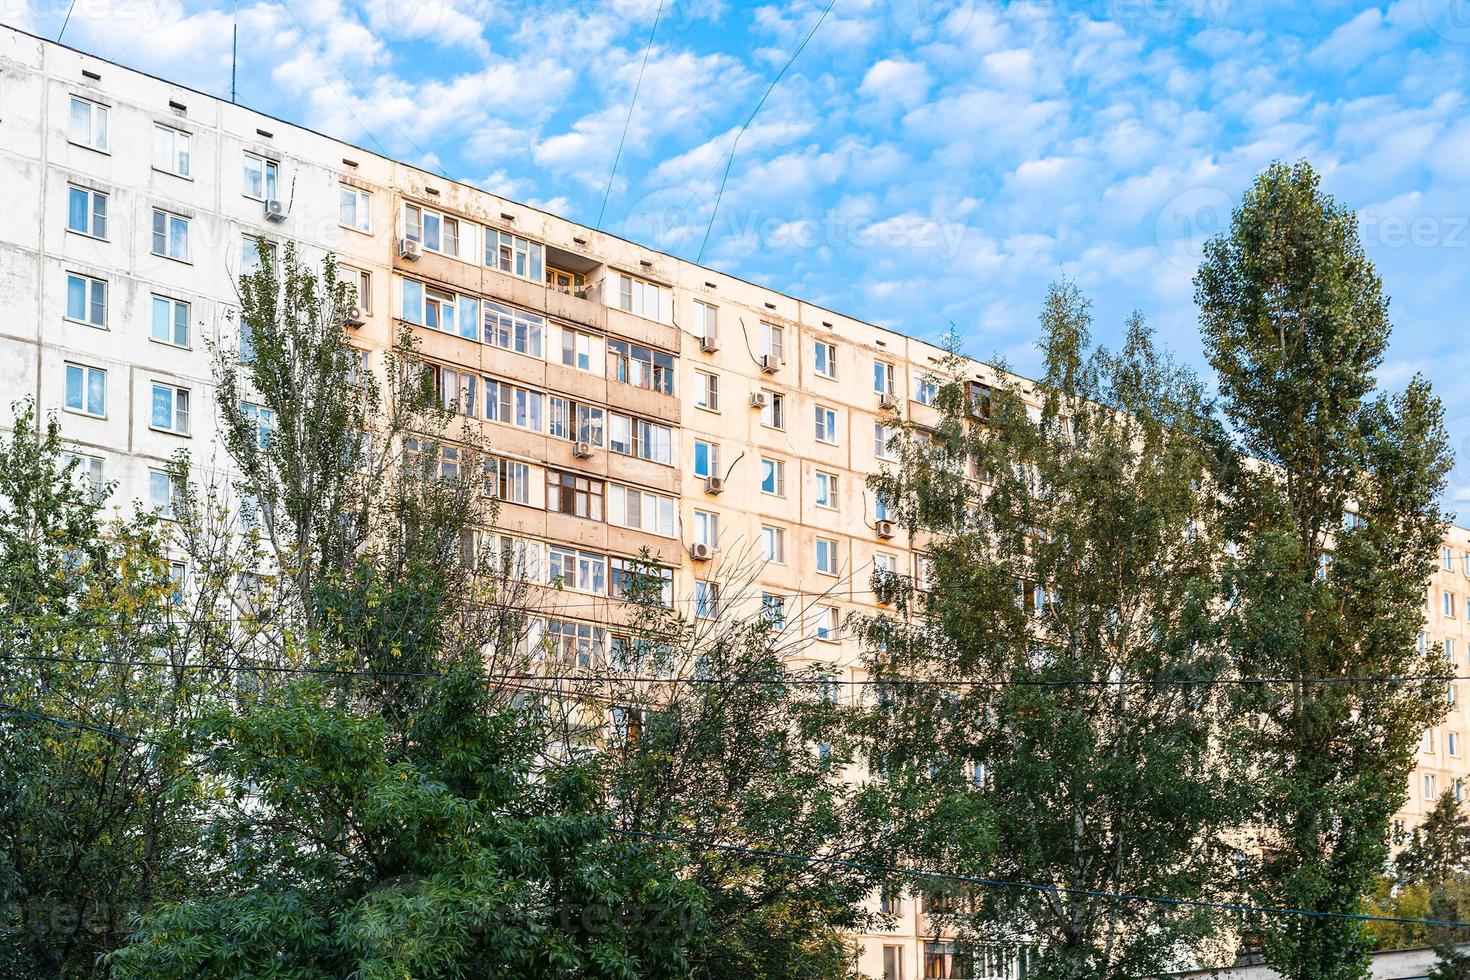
xmin=231 ymin=0 xmax=239 ymax=104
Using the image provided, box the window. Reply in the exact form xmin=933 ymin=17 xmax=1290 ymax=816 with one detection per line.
xmin=152 ymin=124 xmax=190 ymax=177
xmin=485 ymin=379 xmax=544 ymax=431
xmin=694 ymin=370 xmax=720 ymax=411
xmin=64 ymin=363 xmax=106 ymax=417
xmin=968 ymin=382 xmax=992 ymax=420
xmin=1449 ymin=638 xmax=1458 ymax=663
xmin=760 ymin=391 xmax=785 ymax=429
xmin=816 ymin=605 xmax=839 ymax=641
xmin=1426 ymin=773 xmax=1438 ymax=799
xmin=880 ymin=887 xmax=903 ymax=917
xmin=485 ymin=228 xmax=544 ymax=280
xmin=915 ymin=373 xmax=939 ymax=406
xmin=607 ymin=339 xmax=674 ymax=395
xmin=875 ymin=423 xmax=898 ymax=460
xmin=814 ymin=340 xmax=836 ymax=378
xmin=1445 ymin=546 xmax=1455 ymax=570
xmin=149 ymin=468 xmax=180 ymax=518
xmin=483 ymin=457 xmax=532 ymax=504
xmin=611 ymin=558 xmax=672 ymax=606
xmin=484 ymin=300 xmax=545 ymax=356
xmin=483 ymin=534 xmax=543 ymax=582
xmin=65 ymin=273 xmax=106 ymax=327
xmin=545 ymin=619 xmax=605 ymax=669
xmin=339 ymin=184 xmax=371 ymax=232
xmin=559 ymin=326 xmax=597 ymax=372
xmin=167 ymin=560 xmax=187 ymax=605
xmin=68 ymin=96 xmax=108 ymax=150
xmin=874 ymin=553 xmax=898 ymax=588
xmin=550 ymin=397 xmax=605 ymax=446
xmin=151 ymin=209 xmax=189 ymax=261
xmin=759 ymin=321 xmax=784 ymax=361
xmin=436 ymin=366 xmax=478 ymax=417
xmin=150 ymin=382 xmax=190 ymax=435
xmin=760 ymin=457 xmax=785 ymax=496
xmin=1451 ymin=732 xmax=1461 ymax=757
xmin=815 ymin=405 xmax=838 ymax=444
xmin=242 ymin=152 xmax=278 ymax=201
xmin=695 ymin=580 xmax=720 ymax=619
xmin=343 ymin=267 xmax=372 ymax=314
xmin=923 ymin=942 xmax=969 ymax=980
xmin=875 ymin=492 xmax=895 ymax=522
xmin=608 ymin=414 xmax=672 ymax=464
xmin=694 ymin=510 xmax=719 ymax=548
xmin=693 ymin=440 xmax=718 ymax=479
xmin=547 ymin=470 xmax=604 ymax=520
xmin=241 ymin=235 xmax=275 ymax=276
xmin=67 ymin=185 xmax=107 ymax=237
xmin=402 ymin=204 xmax=460 ymax=257
xmin=607 ymin=484 xmax=676 ymax=536
xmin=761 ymin=525 xmax=785 ymax=564
xmin=62 ymin=452 xmax=105 ymax=502
xmin=816 ymin=537 xmax=839 ymax=575
xmin=1446 ymin=592 xmax=1457 ymax=618
xmin=240 ymin=402 xmax=275 ymax=449
xmin=815 ymin=471 xmax=838 ymax=509
xmin=614 ymin=272 xmax=664 ymax=320
xmin=761 ymin=593 xmax=786 ymax=630
xmin=694 ymin=300 xmax=717 ymax=339
xmin=874 ymin=360 xmax=895 ymax=396
xmin=883 ymin=946 xmax=904 ymax=980
xmin=150 ymin=295 xmax=189 ymax=347
xmin=549 ymin=546 xmax=606 ymax=594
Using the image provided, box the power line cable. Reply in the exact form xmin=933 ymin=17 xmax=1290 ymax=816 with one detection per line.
xmin=597 ymin=0 xmax=666 ymax=229
xmin=4 ymin=651 xmax=1464 ymax=690
xmin=696 ymin=0 xmax=839 ymax=262
xmin=613 ymin=828 xmax=1470 ymax=931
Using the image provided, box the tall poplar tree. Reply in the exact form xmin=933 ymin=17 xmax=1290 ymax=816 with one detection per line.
xmin=1195 ymin=160 xmax=1452 ymax=979
xmin=861 ymin=282 xmax=1241 ymax=978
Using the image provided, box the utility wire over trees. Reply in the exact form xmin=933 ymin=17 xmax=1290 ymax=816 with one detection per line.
xmin=1197 ymin=160 xmax=1454 ymax=980
xmin=856 ymin=282 xmax=1244 ymax=978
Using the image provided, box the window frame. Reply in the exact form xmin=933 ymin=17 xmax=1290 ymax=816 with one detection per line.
xmin=66 ymin=184 xmax=108 ymax=239
xmin=242 ymin=152 xmax=279 ymax=202
xmin=814 ymin=340 xmax=837 ymax=379
xmin=150 ymin=208 xmax=191 ymax=262
xmin=149 ymin=381 xmax=191 ymax=436
xmin=64 ymin=272 xmax=107 ymax=328
xmin=815 ymin=470 xmax=839 ymax=510
xmin=68 ymin=95 xmax=109 ymax=151
xmin=760 ymin=457 xmax=786 ymax=497
xmin=694 ymin=370 xmax=720 ymax=412
xmin=339 ymin=184 xmax=372 ymax=233
xmin=150 ymin=294 xmax=191 ymax=348
xmin=152 ymin=123 xmax=192 ymax=178
xmin=63 ymin=363 xmax=107 ymax=418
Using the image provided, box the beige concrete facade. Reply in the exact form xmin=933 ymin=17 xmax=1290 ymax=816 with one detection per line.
xmin=1 ymin=24 xmax=1466 ymax=979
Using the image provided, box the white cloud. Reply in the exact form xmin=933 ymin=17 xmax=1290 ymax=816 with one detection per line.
xmin=858 ymin=58 xmax=931 ymax=108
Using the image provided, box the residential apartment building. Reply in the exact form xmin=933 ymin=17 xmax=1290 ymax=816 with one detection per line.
xmin=1 ymin=24 xmax=1467 ymax=979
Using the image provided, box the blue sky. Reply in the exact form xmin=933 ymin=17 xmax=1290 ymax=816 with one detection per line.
xmin=11 ymin=0 xmax=1470 ymax=513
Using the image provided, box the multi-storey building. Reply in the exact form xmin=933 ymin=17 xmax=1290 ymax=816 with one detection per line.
xmin=1 ymin=23 xmax=1467 ymax=979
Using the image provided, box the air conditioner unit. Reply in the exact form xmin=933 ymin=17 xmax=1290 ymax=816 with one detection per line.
xmin=749 ymin=391 xmax=769 ymax=410
xmin=875 ymin=519 xmax=896 ymax=539
xmin=689 ymin=542 xmax=713 ymax=562
xmin=704 ymin=475 xmax=724 ymax=495
xmin=573 ymin=440 xmax=594 ymax=459
xmin=263 ymin=198 xmax=287 ymax=222
xmin=878 ymin=392 xmax=899 ymax=411
xmin=343 ymin=306 xmax=365 ymax=329
xmin=758 ymin=353 xmax=780 ymax=374
xmin=699 ymin=332 xmax=720 ymax=353
xmin=398 ymin=237 xmax=422 ymax=261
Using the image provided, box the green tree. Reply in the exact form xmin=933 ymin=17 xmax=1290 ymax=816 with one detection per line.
xmin=0 ymin=402 xmax=215 ymax=977
xmin=1195 ymin=159 xmax=1453 ymax=979
xmin=1367 ymin=793 xmax=1470 ymax=975
xmin=595 ymin=552 xmax=884 ymax=979
xmin=106 ymin=245 xmax=714 ymax=977
xmin=860 ymin=283 xmax=1240 ymax=978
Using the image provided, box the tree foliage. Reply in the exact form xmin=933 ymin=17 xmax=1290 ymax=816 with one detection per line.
xmin=1197 ymin=160 xmax=1453 ymax=980
xmin=860 ymin=282 xmax=1241 ymax=978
